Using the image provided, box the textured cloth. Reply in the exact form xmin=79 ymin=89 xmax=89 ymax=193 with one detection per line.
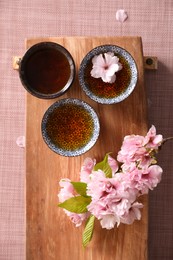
xmin=0 ymin=0 xmax=173 ymax=259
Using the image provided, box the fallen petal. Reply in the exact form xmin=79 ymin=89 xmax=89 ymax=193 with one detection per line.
xmin=116 ymin=9 xmax=128 ymax=23
xmin=16 ymin=136 xmax=25 ymax=148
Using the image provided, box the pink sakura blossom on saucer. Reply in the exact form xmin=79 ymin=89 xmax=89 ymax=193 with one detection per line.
xmin=90 ymin=52 xmax=122 ymax=83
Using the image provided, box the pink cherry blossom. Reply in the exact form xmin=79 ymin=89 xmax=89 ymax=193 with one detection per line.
xmin=86 ymin=170 xmax=110 ymax=199
xmin=144 ymin=125 xmax=163 ymax=149
xmin=80 ymin=157 xmax=96 ymax=183
xmin=141 ymin=165 xmax=163 ymax=190
xmin=100 ymin=214 xmax=119 ymax=229
xmin=117 ymin=126 xmax=163 ymax=168
xmin=117 ymin=134 xmax=146 ymax=164
xmin=58 ymin=178 xmax=90 ymax=227
xmin=82 ymin=157 xmax=96 ymax=171
xmin=86 ymin=170 xmax=139 ymax=228
xmin=108 ymin=155 xmax=119 ymax=175
xmin=120 ymin=164 xmax=163 ymax=195
xmin=86 ymin=170 xmax=123 ymax=200
xmin=115 ymin=198 xmax=132 ymax=216
xmin=120 ymin=202 xmax=143 ymax=225
xmin=65 ymin=211 xmax=90 ymax=227
xmin=90 ymin=52 xmax=122 ymax=83
xmin=87 ymin=196 xmax=121 ymax=228
xmin=58 ymin=178 xmax=75 ymax=202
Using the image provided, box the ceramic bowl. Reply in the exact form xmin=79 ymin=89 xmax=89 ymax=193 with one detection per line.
xmin=41 ymin=98 xmax=100 ymax=156
xmin=19 ymin=42 xmax=75 ymax=99
xmin=78 ymin=45 xmax=138 ymax=104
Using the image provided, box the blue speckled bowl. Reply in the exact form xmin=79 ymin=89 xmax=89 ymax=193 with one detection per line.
xmin=41 ymin=98 xmax=100 ymax=157
xmin=78 ymin=45 xmax=138 ymax=104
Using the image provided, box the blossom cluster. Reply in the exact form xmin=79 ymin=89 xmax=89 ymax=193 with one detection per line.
xmin=58 ymin=125 xmax=164 ymax=245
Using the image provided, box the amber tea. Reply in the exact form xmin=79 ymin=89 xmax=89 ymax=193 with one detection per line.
xmin=24 ymin=48 xmax=70 ymax=94
xmin=46 ymin=103 xmax=94 ymax=151
xmin=84 ymin=54 xmax=131 ymax=99
xmin=19 ymin=42 xmax=75 ymax=99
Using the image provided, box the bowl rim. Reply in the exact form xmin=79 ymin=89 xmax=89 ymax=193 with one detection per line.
xmin=41 ymin=98 xmax=100 ymax=157
xmin=19 ymin=41 xmax=76 ymax=99
xmin=78 ymin=44 xmax=138 ymax=104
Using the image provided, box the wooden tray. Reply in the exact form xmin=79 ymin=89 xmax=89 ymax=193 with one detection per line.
xmin=26 ymin=36 xmax=148 ymax=260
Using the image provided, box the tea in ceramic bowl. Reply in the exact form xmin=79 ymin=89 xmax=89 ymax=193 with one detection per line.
xmin=41 ymin=98 xmax=100 ymax=156
xmin=19 ymin=42 xmax=75 ymax=99
xmin=78 ymin=45 xmax=138 ymax=104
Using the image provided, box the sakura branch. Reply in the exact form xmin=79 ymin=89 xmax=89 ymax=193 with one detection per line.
xmin=58 ymin=125 xmax=172 ymax=247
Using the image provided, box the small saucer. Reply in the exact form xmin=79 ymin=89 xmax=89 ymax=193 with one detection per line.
xmin=78 ymin=45 xmax=138 ymax=104
xmin=41 ymin=98 xmax=100 ymax=156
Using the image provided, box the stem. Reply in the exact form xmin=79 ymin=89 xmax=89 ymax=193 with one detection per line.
xmin=162 ymin=137 xmax=173 ymax=144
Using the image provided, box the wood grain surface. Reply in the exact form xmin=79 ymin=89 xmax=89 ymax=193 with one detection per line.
xmin=25 ymin=37 xmax=148 ymax=260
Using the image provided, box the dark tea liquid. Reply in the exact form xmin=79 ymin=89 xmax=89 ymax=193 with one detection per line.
xmin=46 ymin=104 xmax=94 ymax=151
xmin=25 ymin=48 xmax=71 ymax=94
xmin=84 ymin=54 xmax=131 ymax=98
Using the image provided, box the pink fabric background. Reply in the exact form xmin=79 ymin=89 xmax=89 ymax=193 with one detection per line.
xmin=0 ymin=0 xmax=173 ymax=259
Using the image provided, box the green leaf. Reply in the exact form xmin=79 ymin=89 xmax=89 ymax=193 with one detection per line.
xmin=71 ymin=182 xmax=87 ymax=197
xmin=58 ymin=196 xmax=91 ymax=213
xmin=82 ymin=215 xmax=95 ymax=247
xmin=94 ymin=153 xmax=112 ymax=178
